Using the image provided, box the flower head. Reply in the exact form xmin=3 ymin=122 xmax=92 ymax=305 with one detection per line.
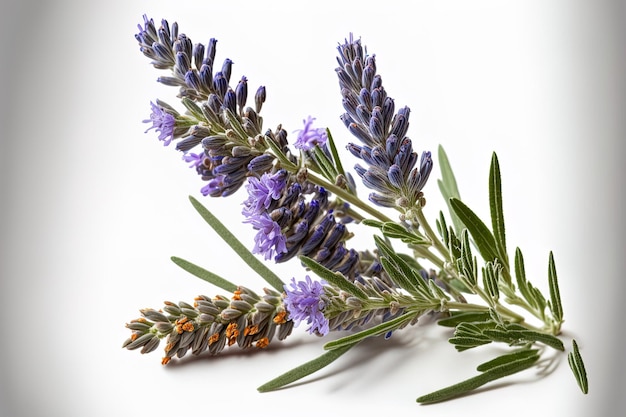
xmin=283 ymin=276 xmax=329 ymax=335
xmin=242 ymin=170 xmax=288 ymax=216
xmin=245 ymin=212 xmax=288 ymax=260
xmin=144 ymin=101 xmax=176 ymax=145
xmin=293 ymin=116 xmax=328 ymax=151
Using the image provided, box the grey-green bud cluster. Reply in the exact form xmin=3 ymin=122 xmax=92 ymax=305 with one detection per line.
xmin=122 ymin=286 xmax=293 ymax=364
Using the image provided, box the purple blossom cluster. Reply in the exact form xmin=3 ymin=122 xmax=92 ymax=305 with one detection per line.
xmin=136 ymin=15 xmax=277 ymax=197
xmin=293 ymin=116 xmax=328 ymax=151
xmin=283 ymin=276 xmax=329 ymax=336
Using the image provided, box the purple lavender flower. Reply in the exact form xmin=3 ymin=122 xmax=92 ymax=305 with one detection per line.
xmin=293 ymin=116 xmax=328 ymax=151
xmin=242 ymin=170 xmax=288 ymax=216
xmin=283 ymin=276 xmax=329 ymax=336
xmin=143 ymin=101 xmax=176 ymax=146
xmin=182 ymin=152 xmax=205 ymax=169
xmin=245 ymin=212 xmax=287 ymax=261
xmin=200 ymin=174 xmax=227 ymax=197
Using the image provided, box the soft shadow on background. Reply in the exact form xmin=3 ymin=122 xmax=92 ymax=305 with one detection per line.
xmin=1 ymin=1 xmax=624 ymax=416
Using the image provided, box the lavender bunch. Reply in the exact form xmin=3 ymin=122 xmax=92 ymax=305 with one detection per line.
xmin=124 ymin=15 xmax=589 ymax=404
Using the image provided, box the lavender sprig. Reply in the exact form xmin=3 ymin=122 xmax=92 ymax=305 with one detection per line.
xmin=126 ymin=15 xmax=589 ymax=404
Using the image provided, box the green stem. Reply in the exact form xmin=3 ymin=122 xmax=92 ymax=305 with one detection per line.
xmin=306 ymin=171 xmax=395 ymax=223
xmin=414 ymin=207 xmax=449 ymax=259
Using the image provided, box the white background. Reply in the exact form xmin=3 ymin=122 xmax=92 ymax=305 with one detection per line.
xmin=1 ymin=0 xmax=624 ymax=415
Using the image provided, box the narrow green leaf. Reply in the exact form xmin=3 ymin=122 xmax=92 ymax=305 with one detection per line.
xmin=448 ymin=336 xmax=492 ymax=351
xmin=188 ymin=196 xmax=285 ymax=292
xmin=458 ymin=229 xmax=478 ymax=286
xmin=324 ymin=312 xmax=418 ymax=350
xmin=312 ymin=145 xmax=337 ymax=181
xmin=300 ymin=256 xmax=368 ymax=300
xmin=548 ymin=251 xmax=564 ymax=323
xmin=450 ymin=198 xmax=499 ymax=263
xmin=257 ymin=342 xmax=357 ymax=392
xmin=437 ymin=211 xmax=450 ymax=247
xmin=514 ymin=248 xmax=534 ymax=306
xmin=568 ymin=339 xmax=589 ymax=394
xmin=476 ymin=349 xmax=539 ymax=372
xmin=416 ymin=352 xmax=539 ymax=404
xmin=380 ymin=222 xmax=431 ymax=245
xmin=170 ymin=256 xmax=238 ymax=293
xmin=361 ymin=218 xmax=384 ymax=228
xmin=380 ymin=257 xmax=423 ymax=297
xmin=488 ymin=153 xmax=508 ymax=270
xmin=437 ymin=312 xmax=492 ymax=328
xmin=482 ymin=262 xmax=501 ymax=300
xmin=438 ymin=145 xmax=464 ymax=234
xmin=264 ymin=134 xmax=298 ymax=171
xmin=325 ymin=128 xmax=347 ymax=182
xmin=181 ymin=97 xmax=206 ymax=121
xmin=482 ymin=327 xmax=564 ymax=351
xmin=375 ymin=236 xmax=430 ymax=295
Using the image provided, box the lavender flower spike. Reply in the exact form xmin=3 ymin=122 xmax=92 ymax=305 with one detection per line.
xmin=284 ymin=276 xmax=330 ymax=336
xmin=335 ymin=34 xmax=433 ymax=213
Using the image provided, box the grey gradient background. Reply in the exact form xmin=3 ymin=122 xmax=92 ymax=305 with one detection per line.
xmin=1 ymin=0 xmax=624 ymax=415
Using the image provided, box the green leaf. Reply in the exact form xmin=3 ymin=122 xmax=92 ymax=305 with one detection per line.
xmin=188 ymin=196 xmax=285 ymax=292
xmin=457 ymin=229 xmax=478 ymax=286
xmin=257 ymin=342 xmax=357 ymax=392
xmin=482 ymin=262 xmax=501 ymax=300
xmin=170 ymin=256 xmax=238 ymax=293
xmin=482 ymin=327 xmax=564 ymax=351
xmin=181 ymin=97 xmax=206 ymax=121
xmin=568 ymin=339 xmax=589 ymax=394
xmin=548 ymin=251 xmax=564 ymax=323
xmin=324 ymin=311 xmax=419 ymax=350
xmin=450 ymin=198 xmax=499 ymax=263
xmin=299 ymin=256 xmax=368 ymax=300
xmin=375 ymin=236 xmax=431 ymax=296
xmin=312 ymin=145 xmax=337 ymax=181
xmin=380 ymin=257 xmax=423 ymax=298
xmin=380 ymin=222 xmax=431 ymax=245
xmin=437 ymin=145 xmax=464 ymax=235
xmin=437 ymin=311 xmax=492 ymax=328
xmin=264 ymin=134 xmax=298 ymax=171
xmin=448 ymin=335 xmax=492 ymax=351
xmin=476 ymin=349 xmax=539 ymax=372
xmin=488 ymin=153 xmax=509 ymax=271
xmin=325 ymin=128 xmax=347 ymax=183
xmin=514 ymin=247 xmax=548 ymax=312
xmin=416 ymin=351 xmax=540 ymax=404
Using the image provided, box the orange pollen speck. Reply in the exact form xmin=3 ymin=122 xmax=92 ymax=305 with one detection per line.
xmin=225 ymin=323 xmax=239 ymax=338
xmin=161 ymin=357 xmax=171 ymax=365
xmin=130 ymin=333 xmax=138 ymax=341
xmin=182 ymin=322 xmax=194 ymax=332
xmin=208 ymin=333 xmax=220 ymax=345
xmin=273 ymin=311 xmax=288 ymax=324
xmin=256 ymin=337 xmax=270 ymax=348
xmin=164 ymin=342 xmax=176 ymax=352
xmin=232 ymin=290 xmax=242 ymax=301
xmin=244 ymin=325 xmax=259 ymax=336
